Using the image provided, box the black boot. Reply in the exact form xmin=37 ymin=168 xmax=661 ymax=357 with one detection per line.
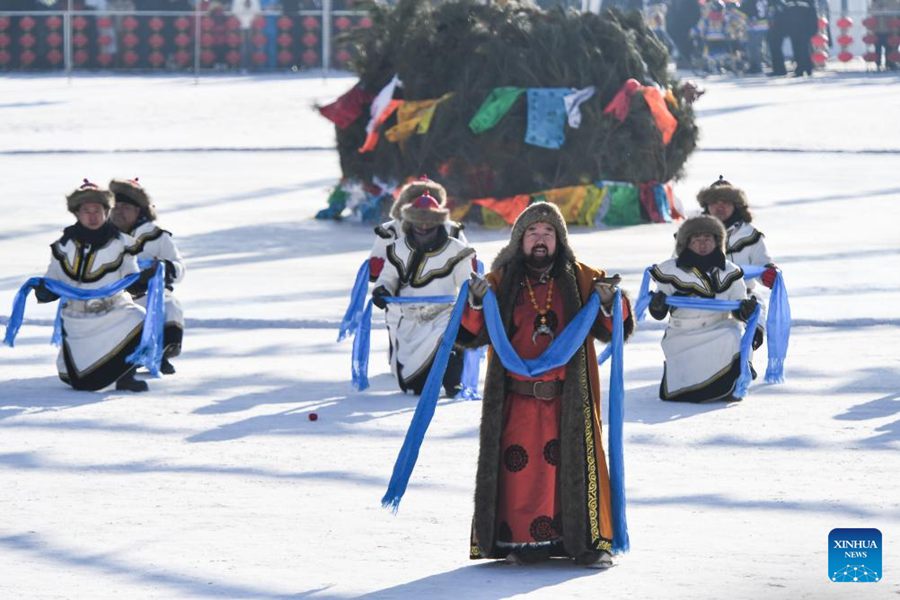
xmin=160 ymin=358 xmax=176 ymax=375
xmin=116 ymin=369 xmax=149 ymax=392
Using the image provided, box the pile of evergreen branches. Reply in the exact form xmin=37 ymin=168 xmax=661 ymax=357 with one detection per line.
xmin=332 ymin=0 xmax=698 ymax=215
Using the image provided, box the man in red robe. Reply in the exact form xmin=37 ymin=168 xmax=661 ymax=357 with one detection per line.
xmin=459 ymin=202 xmax=633 ymax=568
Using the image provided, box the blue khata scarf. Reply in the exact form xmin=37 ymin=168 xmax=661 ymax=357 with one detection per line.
xmin=633 ymin=264 xmax=788 ymax=385
xmin=382 ymin=284 xmax=631 ymax=553
xmin=4 ymin=263 xmax=167 ymax=376
xmin=337 ymin=260 xmax=370 ymax=342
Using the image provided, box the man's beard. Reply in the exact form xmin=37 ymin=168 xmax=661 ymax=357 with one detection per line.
xmin=525 ymin=245 xmax=555 ymax=269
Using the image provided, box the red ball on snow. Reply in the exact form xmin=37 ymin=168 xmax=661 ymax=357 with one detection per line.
xmin=308 ymin=412 xmax=318 ymax=421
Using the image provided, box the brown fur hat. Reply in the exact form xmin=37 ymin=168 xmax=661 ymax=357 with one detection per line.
xmin=66 ymin=179 xmax=114 ymax=214
xmin=697 ymin=175 xmax=752 ymax=223
xmin=400 ymin=193 xmax=450 ymax=227
xmin=675 ymin=214 xmax=727 ymax=255
xmin=492 ymin=201 xmax=576 ymax=271
xmin=109 ymin=177 xmax=157 ymax=221
xmin=390 ymin=178 xmax=448 ymax=220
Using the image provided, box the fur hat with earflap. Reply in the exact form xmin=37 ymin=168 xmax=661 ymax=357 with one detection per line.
xmin=401 ymin=192 xmax=449 ymax=227
xmin=66 ymin=179 xmax=114 ymax=214
xmin=697 ymin=175 xmax=752 ymax=223
xmin=675 ymin=214 xmax=727 ymax=256
xmin=109 ymin=177 xmax=158 ymax=221
xmin=492 ymin=201 xmax=576 ymax=271
xmin=390 ymin=177 xmax=448 ymax=220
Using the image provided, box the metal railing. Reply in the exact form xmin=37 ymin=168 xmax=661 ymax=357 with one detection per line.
xmin=0 ymin=5 xmax=370 ymax=73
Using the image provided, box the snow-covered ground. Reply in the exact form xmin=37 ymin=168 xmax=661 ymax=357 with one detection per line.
xmin=0 ymin=71 xmax=898 ymax=599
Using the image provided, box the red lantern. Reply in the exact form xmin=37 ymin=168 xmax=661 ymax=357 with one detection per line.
xmin=201 ymin=32 xmax=214 ymax=47
xmin=46 ymin=48 xmax=62 ymax=65
xmin=863 ymin=51 xmax=878 ymax=62
xmin=862 ymin=16 xmax=877 ymax=30
xmin=46 ymin=16 xmax=62 ymax=30
xmin=175 ymin=17 xmax=190 ymax=31
xmin=252 ymin=50 xmax=267 ymax=65
xmin=98 ymin=33 xmax=113 ymax=47
xmin=863 ymin=33 xmax=877 ymax=45
xmin=0 ymin=17 xmax=9 ymax=31
xmin=252 ymin=16 xmax=266 ymax=30
xmin=20 ymin=49 xmax=36 ymax=66
xmin=123 ymin=16 xmax=139 ymax=31
xmin=252 ymin=32 xmax=266 ymax=47
xmin=19 ymin=16 xmax=35 ymax=31
xmin=46 ymin=31 xmax=62 ymax=47
xmin=0 ymin=49 xmax=10 ymax=65
xmin=277 ymin=49 xmax=292 ymax=65
xmin=303 ymin=16 xmax=319 ymax=30
xmin=0 ymin=33 xmax=9 ymax=48
xmin=811 ymin=33 xmax=828 ymax=49
xmin=838 ymin=50 xmax=853 ymax=62
xmin=149 ymin=51 xmax=165 ymax=67
xmin=201 ymin=17 xmax=215 ymax=32
xmin=150 ymin=34 xmax=165 ymax=49
xmin=175 ymin=33 xmax=191 ymax=47
xmin=302 ymin=49 xmax=318 ymax=66
xmin=97 ymin=16 xmax=112 ymax=29
xmin=72 ymin=16 xmax=87 ymax=30
xmin=837 ymin=34 xmax=853 ymax=46
xmin=201 ymin=49 xmax=215 ymax=65
xmin=226 ymin=31 xmax=242 ymax=47
xmin=73 ymin=32 xmax=90 ymax=48
xmin=19 ymin=33 xmax=36 ymax=49
xmin=334 ymin=17 xmax=351 ymax=30
xmin=335 ymin=49 xmax=351 ymax=64
xmin=123 ymin=50 xmax=139 ymax=66
xmin=174 ymin=49 xmax=191 ymax=66
xmin=302 ymin=32 xmax=318 ymax=47
xmin=836 ymin=16 xmax=852 ymax=30
xmin=817 ymin=17 xmax=828 ymax=29
xmin=226 ymin=17 xmax=241 ymax=31
xmin=225 ymin=49 xmax=240 ymax=65
xmin=277 ymin=32 xmax=291 ymax=48
xmin=811 ymin=50 xmax=827 ymax=65
xmin=277 ymin=16 xmax=293 ymax=31
xmin=358 ymin=17 xmax=373 ymax=28
xmin=97 ymin=52 xmax=113 ymax=66
xmin=889 ymin=50 xmax=900 ymax=63
xmin=891 ymin=18 xmax=900 ymax=29
xmin=123 ymin=32 xmax=139 ymax=48
xmin=149 ymin=17 xmax=164 ymax=32
xmin=73 ymin=48 xmax=88 ymax=65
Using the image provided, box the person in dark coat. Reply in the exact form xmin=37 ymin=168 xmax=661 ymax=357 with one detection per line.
xmin=767 ymin=0 xmax=818 ymax=76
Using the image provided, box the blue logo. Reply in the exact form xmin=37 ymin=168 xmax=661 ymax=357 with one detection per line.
xmin=829 ymin=528 xmax=882 ymax=583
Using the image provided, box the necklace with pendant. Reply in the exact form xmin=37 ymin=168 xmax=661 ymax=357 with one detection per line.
xmin=525 ymin=275 xmax=557 ymax=345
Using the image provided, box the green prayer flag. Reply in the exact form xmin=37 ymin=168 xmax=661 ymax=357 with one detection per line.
xmin=468 ymin=87 xmax=526 ymax=134
xmin=602 ymin=184 xmax=643 ymax=226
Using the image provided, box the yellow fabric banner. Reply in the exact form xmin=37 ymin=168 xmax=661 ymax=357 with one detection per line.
xmin=385 ymin=93 xmax=454 ymax=143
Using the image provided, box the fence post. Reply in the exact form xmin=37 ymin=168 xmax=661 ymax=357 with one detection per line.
xmin=194 ymin=3 xmax=201 ymax=80
xmin=322 ymin=0 xmax=331 ymax=73
xmin=64 ymin=0 xmax=72 ymax=76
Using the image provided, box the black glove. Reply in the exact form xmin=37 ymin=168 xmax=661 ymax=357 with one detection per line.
xmin=371 ymin=285 xmax=391 ymax=310
xmin=163 ymin=260 xmax=177 ymax=285
xmin=34 ymin=281 xmax=60 ymax=303
xmin=752 ymin=327 xmax=764 ymax=350
xmin=648 ymin=291 xmax=669 ymax=321
xmin=733 ymin=296 xmax=758 ymax=322
xmin=127 ymin=260 xmax=159 ymax=297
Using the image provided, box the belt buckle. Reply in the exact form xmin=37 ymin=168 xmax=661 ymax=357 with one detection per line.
xmin=533 ymin=380 xmax=556 ymax=400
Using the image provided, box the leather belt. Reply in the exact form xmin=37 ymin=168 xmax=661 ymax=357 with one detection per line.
xmin=507 ymin=378 xmax=564 ymax=400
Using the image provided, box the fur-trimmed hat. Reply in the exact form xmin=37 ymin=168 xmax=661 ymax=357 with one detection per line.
xmin=492 ymin=201 xmax=576 ymax=271
xmin=109 ymin=177 xmax=157 ymax=221
xmin=675 ymin=214 xmax=727 ymax=255
xmin=697 ymin=175 xmax=752 ymax=223
xmin=66 ymin=179 xmax=114 ymax=214
xmin=400 ymin=193 xmax=450 ymax=227
xmin=391 ymin=177 xmax=448 ymax=220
